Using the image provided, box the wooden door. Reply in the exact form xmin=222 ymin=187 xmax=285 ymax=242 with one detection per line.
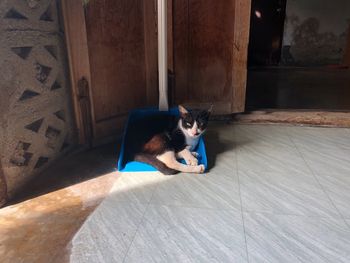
xmin=62 ymin=0 xmax=158 ymax=143
xmin=172 ymin=0 xmax=251 ymax=114
xmin=84 ymin=1 xmax=148 ymax=139
xmin=62 ymin=0 xmax=250 ymax=143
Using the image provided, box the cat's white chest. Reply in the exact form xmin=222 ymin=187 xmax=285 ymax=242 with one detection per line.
xmin=178 ymin=119 xmax=200 ymax=151
xmin=185 ymin=136 xmax=200 ymax=151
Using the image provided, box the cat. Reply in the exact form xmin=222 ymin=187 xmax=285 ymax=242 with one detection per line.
xmin=124 ymin=105 xmax=212 ymax=175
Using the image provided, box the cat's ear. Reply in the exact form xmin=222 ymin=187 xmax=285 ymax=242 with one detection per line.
xmin=200 ymin=104 xmax=213 ymax=119
xmin=178 ymin=105 xmax=189 ymax=118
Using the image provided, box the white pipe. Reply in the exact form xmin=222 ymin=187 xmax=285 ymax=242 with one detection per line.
xmin=157 ymin=0 xmax=169 ymax=111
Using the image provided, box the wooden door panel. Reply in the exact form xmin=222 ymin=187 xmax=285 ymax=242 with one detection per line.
xmin=173 ymin=0 xmax=251 ymax=114
xmin=173 ymin=0 xmax=189 ymax=103
xmin=63 ymin=0 xmax=158 ymax=142
xmin=188 ymin=1 xmax=235 ymax=103
xmin=85 ymin=0 xmax=147 ymax=129
xmin=87 ymin=44 xmax=146 ymax=122
xmin=174 ymin=0 xmax=236 ymax=113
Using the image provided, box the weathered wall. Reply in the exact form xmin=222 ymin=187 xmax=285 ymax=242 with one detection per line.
xmin=0 ymin=0 xmax=75 ymax=203
xmin=282 ymin=0 xmax=350 ymax=66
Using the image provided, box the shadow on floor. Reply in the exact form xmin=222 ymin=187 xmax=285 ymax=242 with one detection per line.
xmin=10 ymin=121 xmax=237 ymax=205
xmin=205 ymin=123 xmax=236 ymax=171
xmin=9 ymin=142 xmax=120 ymax=206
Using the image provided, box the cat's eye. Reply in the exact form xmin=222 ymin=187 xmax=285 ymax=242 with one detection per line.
xmin=183 ymin=120 xmax=192 ymax=127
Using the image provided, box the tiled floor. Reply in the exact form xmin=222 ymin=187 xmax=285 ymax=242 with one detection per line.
xmin=68 ymin=124 xmax=350 ymax=262
xmin=5 ymin=123 xmax=349 ymax=263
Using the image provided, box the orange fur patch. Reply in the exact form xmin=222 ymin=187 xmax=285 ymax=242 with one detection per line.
xmin=142 ymin=134 xmax=168 ymax=155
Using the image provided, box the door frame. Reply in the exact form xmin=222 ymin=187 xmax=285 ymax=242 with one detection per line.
xmin=232 ymin=0 xmax=252 ymax=113
xmin=61 ymin=0 xmax=94 ymax=144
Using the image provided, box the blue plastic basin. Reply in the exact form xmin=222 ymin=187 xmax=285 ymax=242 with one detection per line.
xmin=117 ymin=107 xmax=208 ymax=172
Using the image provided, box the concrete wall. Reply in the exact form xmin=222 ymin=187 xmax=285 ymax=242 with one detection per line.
xmin=0 ymin=0 xmax=75 ymax=204
xmin=282 ymin=0 xmax=350 ymax=66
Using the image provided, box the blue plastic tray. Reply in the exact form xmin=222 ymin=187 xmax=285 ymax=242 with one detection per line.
xmin=117 ymin=107 xmax=208 ymax=172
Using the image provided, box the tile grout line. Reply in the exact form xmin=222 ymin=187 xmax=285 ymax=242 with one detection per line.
xmin=147 ymin=201 xmax=239 ymax=212
xmin=287 ymin=132 xmax=350 ymax=229
xmin=121 ymin=181 xmax=160 ymax=262
xmin=234 ymin=129 xmax=251 ymax=263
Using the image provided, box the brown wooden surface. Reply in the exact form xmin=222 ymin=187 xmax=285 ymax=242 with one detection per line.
xmin=61 ymin=0 xmax=94 ymax=143
xmin=173 ymin=1 xmax=237 ymax=113
xmin=143 ymin=0 xmax=158 ymax=106
xmin=235 ymin=110 xmax=350 ymax=128
xmin=232 ymin=0 xmax=251 ymax=113
xmin=84 ymin=0 xmax=149 ymax=138
xmin=63 ymin=0 xmax=159 ymax=141
xmin=173 ymin=0 xmax=189 ymax=105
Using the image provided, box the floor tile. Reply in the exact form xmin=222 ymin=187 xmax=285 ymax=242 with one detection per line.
xmin=236 ymin=144 xmax=310 ymax=174
xmin=233 ymin=125 xmax=294 ymax=148
xmin=206 ymin=149 xmax=237 ymax=174
xmin=206 ymin=122 xmax=236 ymax=142
xmin=109 ymin=172 xmax=164 ymax=205
xmin=298 ymin=147 xmax=350 ymax=175
xmin=239 ymin=170 xmax=339 ymax=217
xmin=288 ymin=126 xmax=350 ymax=150
xmin=244 ymin=212 xmax=350 ymax=263
xmin=70 ymin=197 xmax=147 ymax=263
xmin=317 ymin=172 xmax=350 ymax=219
xmin=205 ymin=129 xmax=237 ymax=170
xmin=150 ymin=170 xmax=240 ymax=210
xmin=124 ymin=205 xmax=247 ymax=263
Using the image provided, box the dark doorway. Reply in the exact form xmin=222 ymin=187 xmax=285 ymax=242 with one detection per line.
xmin=248 ymin=0 xmax=287 ymax=67
xmin=246 ymin=0 xmax=350 ymax=111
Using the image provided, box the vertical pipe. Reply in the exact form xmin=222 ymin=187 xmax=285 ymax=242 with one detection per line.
xmin=158 ymin=0 xmax=169 ymax=111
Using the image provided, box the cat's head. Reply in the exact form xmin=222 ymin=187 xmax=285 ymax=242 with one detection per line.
xmin=178 ymin=105 xmax=213 ymax=138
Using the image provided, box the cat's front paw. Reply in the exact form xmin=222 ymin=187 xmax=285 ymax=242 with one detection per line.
xmin=195 ymin=164 xmax=205 ymax=174
xmin=185 ymin=156 xmax=198 ymax=166
xmin=191 ymin=152 xmax=200 ymax=158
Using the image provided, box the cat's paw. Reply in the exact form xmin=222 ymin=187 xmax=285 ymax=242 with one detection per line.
xmin=191 ymin=152 xmax=199 ymax=158
xmin=196 ymin=164 xmax=205 ymax=174
xmin=185 ymin=156 xmax=198 ymax=166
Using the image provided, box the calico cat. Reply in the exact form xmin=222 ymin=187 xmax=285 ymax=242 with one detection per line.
xmin=124 ymin=105 xmax=212 ymax=175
